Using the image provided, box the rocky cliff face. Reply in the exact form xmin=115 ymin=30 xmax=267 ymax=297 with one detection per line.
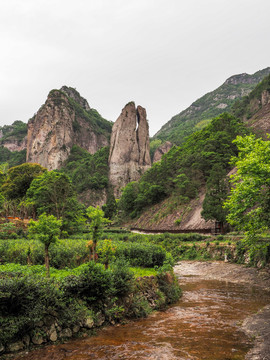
xmin=247 ymin=89 xmax=270 ymax=136
xmin=109 ymin=102 xmax=151 ymax=197
xmin=153 ymin=141 xmax=173 ymax=162
xmin=27 ymin=87 xmax=111 ymax=170
xmin=0 ymin=137 xmax=27 ymax=152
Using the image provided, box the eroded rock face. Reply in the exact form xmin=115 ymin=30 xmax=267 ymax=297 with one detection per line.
xmin=1 ymin=137 xmax=27 ymax=152
xmin=109 ymin=102 xmax=151 ymax=197
xmin=27 ymin=88 xmax=110 ymax=170
xmin=153 ymin=141 xmax=173 ymax=163
xmin=247 ymin=90 xmax=270 ymax=137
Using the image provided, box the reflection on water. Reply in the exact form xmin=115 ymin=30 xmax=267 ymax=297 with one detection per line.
xmin=14 ymin=276 xmax=269 ymax=360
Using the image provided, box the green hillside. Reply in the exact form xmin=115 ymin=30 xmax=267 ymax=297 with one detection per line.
xmin=153 ymin=67 xmax=270 ymax=145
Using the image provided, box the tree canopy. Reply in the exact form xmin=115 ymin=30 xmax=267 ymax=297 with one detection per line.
xmin=26 ymin=171 xmax=84 ymax=233
xmin=224 ymin=135 xmax=270 ymax=245
xmin=201 ymin=163 xmax=229 ymax=225
xmin=1 ymin=163 xmax=46 ymax=200
xmin=28 ymin=213 xmax=62 ymax=277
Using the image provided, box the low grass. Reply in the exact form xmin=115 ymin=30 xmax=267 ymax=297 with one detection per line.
xmin=130 ymin=267 xmax=157 ymax=277
xmin=0 ymin=263 xmax=158 ymax=280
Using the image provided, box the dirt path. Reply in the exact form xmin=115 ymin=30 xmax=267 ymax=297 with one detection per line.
xmin=174 ymin=261 xmax=270 ymax=360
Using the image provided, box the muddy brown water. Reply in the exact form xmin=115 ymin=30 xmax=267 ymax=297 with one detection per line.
xmin=13 ymin=266 xmax=270 ymax=360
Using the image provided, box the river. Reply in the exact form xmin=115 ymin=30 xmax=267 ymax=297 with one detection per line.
xmin=13 ymin=261 xmax=270 ymax=360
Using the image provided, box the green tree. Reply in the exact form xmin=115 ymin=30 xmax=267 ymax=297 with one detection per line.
xmin=26 ymin=171 xmax=84 ymax=233
xmin=1 ymin=163 xmax=46 ymax=200
xmin=102 ymin=189 xmax=117 ymax=219
xmin=28 ymin=213 xmax=62 ymax=277
xmin=224 ymin=135 xmax=270 ymax=247
xmin=86 ymin=206 xmax=110 ymax=261
xmin=201 ymin=164 xmax=229 ymax=231
xmin=118 ymin=181 xmax=139 ymax=217
xmin=98 ymin=239 xmax=116 ymax=269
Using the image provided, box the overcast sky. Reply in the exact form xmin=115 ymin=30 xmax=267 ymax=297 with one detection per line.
xmin=1 ymin=0 xmax=270 ymax=136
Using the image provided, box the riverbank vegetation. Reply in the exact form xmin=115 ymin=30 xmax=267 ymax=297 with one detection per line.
xmin=0 ymin=217 xmax=181 ymax=355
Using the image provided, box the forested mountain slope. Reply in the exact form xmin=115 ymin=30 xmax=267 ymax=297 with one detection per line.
xmin=153 ymin=67 xmax=270 ymax=145
xmin=121 ymin=113 xmax=248 ymax=230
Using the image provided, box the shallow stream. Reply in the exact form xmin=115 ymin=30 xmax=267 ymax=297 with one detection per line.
xmin=14 ymin=266 xmax=270 ymax=360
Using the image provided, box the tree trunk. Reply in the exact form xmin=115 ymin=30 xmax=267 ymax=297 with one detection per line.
xmin=45 ymin=245 xmax=50 ymax=278
xmin=89 ymin=248 xmax=92 ymax=262
xmin=220 ymin=222 xmax=224 ymax=234
xmin=27 ymin=254 xmax=32 ymax=265
xmin=92 ymin=241 xmax=97 ymax=262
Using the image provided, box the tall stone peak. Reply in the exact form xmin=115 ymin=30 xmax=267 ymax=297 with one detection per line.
xmin=27 ymin=87 xmax=111 ymax=170
xmin=109 ymin=102 xmax=151 ymax=197
xmin=60 ymin=86 xmax=90 ymax=111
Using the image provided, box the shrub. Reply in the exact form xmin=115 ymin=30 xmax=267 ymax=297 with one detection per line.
xmin=0 ymin=275 xmax=86 ymax=345
xmin=0 ymin=222 xmax=18 ymax=239
xmin=110 ymin=258 xmax=135 ymax=297
xmin=157 ymin=272 xmax=182 ymax=304
xmin=61 ymin=262 xmax=113 ymax=308
xmin=110 ymin=242 xmax=167 ymax=267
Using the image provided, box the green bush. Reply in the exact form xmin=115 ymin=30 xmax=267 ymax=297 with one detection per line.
xmin=0 ymin=222 xmax=18 ymax=239
xmin=110 ymin=258 xmax=135 ymax=296
xmin=61 ymin=262 xmax=114 ymax=308
xmin=0 ymin=275 xmax=86 ymax=345
xmin=157 ymin=272 xmax=182 ymax=304
xmin=106 ymin=241 xmax=167 ymax=268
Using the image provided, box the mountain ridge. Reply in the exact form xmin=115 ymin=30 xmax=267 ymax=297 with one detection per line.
xmin=153 ymin=67 xmax=270 ymax=145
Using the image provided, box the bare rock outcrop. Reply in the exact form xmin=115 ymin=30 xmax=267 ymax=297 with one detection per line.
xmin=1 ymin=137 xmax=27 ymax=152
xmin=153 ymin=141 xmax=173 ymax=162
xmin=27 ymin=88 xmax=111 ymax=170
xmin=246 ymin=90 xmax=270 ymax=136
xmin=109 ymin=102 xmax=151 ymax=197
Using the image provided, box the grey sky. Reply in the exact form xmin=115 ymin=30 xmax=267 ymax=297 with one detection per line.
xmin=1 ymin=0 xmax=270 ymax=136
